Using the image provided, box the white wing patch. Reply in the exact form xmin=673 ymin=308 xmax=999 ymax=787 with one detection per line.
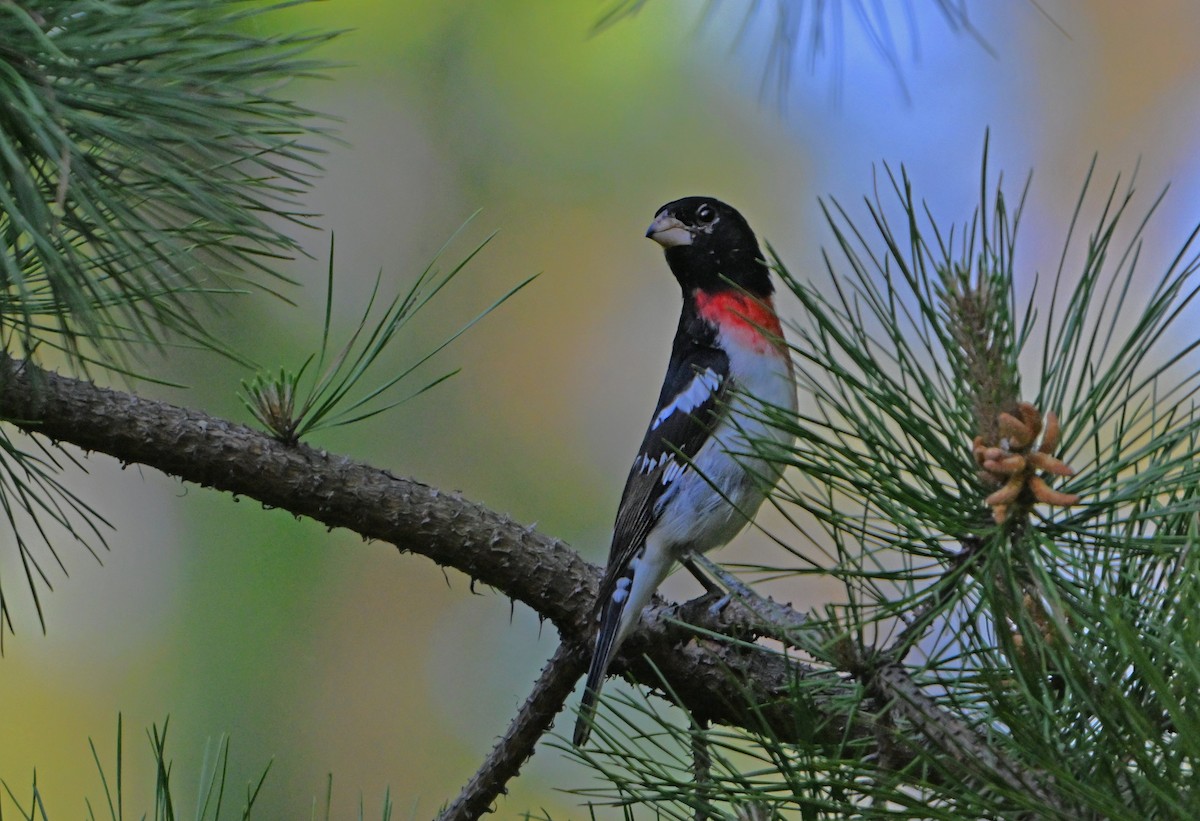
xmin=634 ymin=451 xmax=689 ymax=485
xmin=651 ymin=368 xmax=722 ymax=430
xmin=634 ymin=453 xmax=661 ymax=474
xmin=661 ymin=458 xmax=686 ymax=486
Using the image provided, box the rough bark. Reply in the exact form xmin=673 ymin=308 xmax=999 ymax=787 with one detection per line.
xmin=0 ymin=356 xmax=859 ymax=746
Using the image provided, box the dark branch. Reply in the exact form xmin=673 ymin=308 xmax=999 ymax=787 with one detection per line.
xmin=691 ymin=718 xmax=713 ymax=821
xmin=869 ymin=661 xmax=1062 ymax=809
xmin=0 ymin=355 xmax=859 ymax=746
xmin=1 ymin=356 xmax=1056 ymax=808
xmin=439 ymin=639 xmax=590 ymax=821
xmin=695 ymin=548 xmax=1064 ymax=806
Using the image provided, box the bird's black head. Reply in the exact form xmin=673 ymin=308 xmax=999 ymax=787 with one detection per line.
xmin=645 ymin=196 xmax=772 ymax=297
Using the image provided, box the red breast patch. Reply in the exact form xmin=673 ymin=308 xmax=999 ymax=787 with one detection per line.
xmin=694 ymin=290 xmax=785 ymax=353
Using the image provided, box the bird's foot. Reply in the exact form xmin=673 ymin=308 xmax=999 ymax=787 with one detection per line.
xmin=707 ymin=592 xmax=732 ymax=617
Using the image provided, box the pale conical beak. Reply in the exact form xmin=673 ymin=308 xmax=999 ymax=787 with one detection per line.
xmin=645 ymin=213 xmax=692 ymax=248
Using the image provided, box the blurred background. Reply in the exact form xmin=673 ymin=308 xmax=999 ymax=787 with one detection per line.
xmin=5 ymin=1 xmax=1200 ymax=817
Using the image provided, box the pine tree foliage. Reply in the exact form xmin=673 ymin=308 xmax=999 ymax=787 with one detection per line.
xmin=0 ymin=0 xmax=335 ymax=370
xmin=566 ymin=151 xmax=1200 ymax=819
xmin=0 ymin=0 xmax=335 ymax=636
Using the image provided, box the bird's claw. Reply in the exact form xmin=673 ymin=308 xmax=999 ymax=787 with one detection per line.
xmin=707 ymin=593 xmax=732 ymax=617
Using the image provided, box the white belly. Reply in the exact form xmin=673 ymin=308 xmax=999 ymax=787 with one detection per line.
xmin=652 ymin=340 xmax=796 ymax=555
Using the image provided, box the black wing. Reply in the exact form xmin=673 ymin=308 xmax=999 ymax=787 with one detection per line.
xmin=598 ymin=328 xmax=731 ymax=602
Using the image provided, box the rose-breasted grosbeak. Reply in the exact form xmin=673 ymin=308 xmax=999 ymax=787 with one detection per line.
xmin=573 ymin=197 xmax=798 ymax=746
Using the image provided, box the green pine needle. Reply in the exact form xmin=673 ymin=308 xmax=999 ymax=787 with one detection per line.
xmin=0 ymin=0 xmax=338 ymax=371
xmin=241 ymin=225 xmax=536 ymax=444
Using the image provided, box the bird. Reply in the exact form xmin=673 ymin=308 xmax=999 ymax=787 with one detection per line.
xmin=572 ymin=196 xmax=798 ymax=746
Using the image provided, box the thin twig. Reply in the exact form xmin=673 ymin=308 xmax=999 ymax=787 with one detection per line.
xmin=691 ymin=718 xmax=712 ymax=821
xmin=880 ymin=535 xmax=983 ymax=660
xmin=693 ymin=548 xmax=1065 ymax=809
xmin=438 ymin=639 xmax=589 ymax=821
xmin=869 ymin=661 xmax=1063 ymax=810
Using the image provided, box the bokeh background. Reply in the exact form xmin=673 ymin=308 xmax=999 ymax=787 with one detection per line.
xmin=5 ymin=1 xmax=1200 ymax=817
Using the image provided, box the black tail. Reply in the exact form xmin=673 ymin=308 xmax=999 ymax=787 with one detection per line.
xmin=572 ymin=594 xmax=626 ymax=746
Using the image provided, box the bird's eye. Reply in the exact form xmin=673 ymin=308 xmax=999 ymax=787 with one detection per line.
xmin=696 ymin=204 xmax=715 ymax=223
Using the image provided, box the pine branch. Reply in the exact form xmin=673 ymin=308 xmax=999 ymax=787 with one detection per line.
xmin=0 ymin=354 xmax=866 ymax=749
xmin=0 ymin=337 xmax=1050 ymax=810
